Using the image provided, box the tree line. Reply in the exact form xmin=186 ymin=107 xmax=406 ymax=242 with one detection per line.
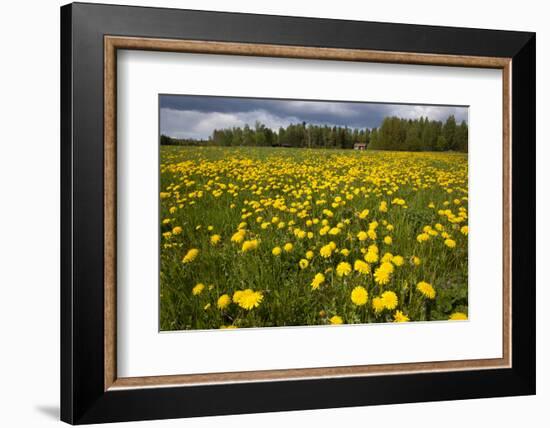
xmin=161 ymin=115 xmax=468 ymax=152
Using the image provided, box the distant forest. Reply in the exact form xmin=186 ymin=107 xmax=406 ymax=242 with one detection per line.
xmin=161 ymin=115 xmax=468 ymax=152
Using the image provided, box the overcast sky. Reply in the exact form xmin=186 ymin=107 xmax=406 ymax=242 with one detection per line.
xmin=160 ymin=95 xmax=468 ymax=139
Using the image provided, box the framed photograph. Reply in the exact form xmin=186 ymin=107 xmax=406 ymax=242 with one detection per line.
xmin=61 ymin=2 xmax=535 ymax=424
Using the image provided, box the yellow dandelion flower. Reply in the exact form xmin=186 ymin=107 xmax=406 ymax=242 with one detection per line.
xmin=242 ymin=239 xmax=259 ymax=252
xmin=311 ymin=273 xmax=325 ymax=290
xmin=340 ymin=248 xmax=350 ymax=257
xmin=320 ymin=244 xmax=333 ymax=258
xmin=381 ymin=291 xmax=398 ymax=309
xmin=460 ymin=225 xmax=469 ymax=236
xmin=329 ymin=315 xmax=343 ymax=325
xmin=336 ymin=262 xmax=352 ymax=277
xmin=364 ymin=250 xmax=379 ymax=264
xmin=357 ymin=231 xmax=368 ymax=241
xmin=393 ymin=310 xmax=410 ymax=322
xmin=449 ymin=312 xmax=468 ymax=320
xmin=210 ymin=234 xmax=221 ymax=245
xmin=379 ymin=201 xmax=388 ymax=212
xmin=192 ymin=283 xmax=205 ymax=295
xmin=182 ymin=248 xmax=199 ymax=263
xmin=172 ymin=226 xmax=183 ymax=235
xmin=328 ymin=227 xmax=341 ymax=236
xmin=359 ymin=208 xmax=370 ymax=219
xmin=367 ymin=229 xmax=377 ymax=240
xmin=392 ymin=255 xmax=404 ymax=266
xmin=351 ymin=286 xmax=368 ymax=306
xmin=417 ymin=233 xmax=430 ymax=243
xmin=305 ymin=250 xmax=314 ymax=260
xmin=381 ymin=252 xmax=394 ymax=263
xmin=444 ymin=238 xmax=457 ymax=248
xmin=372 ymin=297 xmax=385 ymax=314
xmin=283 ymin=243 xmax=294 ymax=252
xmin=383 ymin=236 xmax=393 ymax=245
xmin=231 ymin=230 xmax=246 ymax=243
xmin=217 ymin=294 xmax=231 ymax=309
xmin=272 ymin=246 xmax=282 ymax=256
xmin=354 ymin=259 xmax=371 ymax=275
xmin=412 ymin=256 xmax=421 ymax=266
xmin=299 ymin=259 xmax=309 ymax=269
xmin=417 ymin=281 xmax=436 ymax=299
xmin=234 ymin=289 xmax=263 ymax=310
xmin=373 ymin=266 xmax=391 ymax=285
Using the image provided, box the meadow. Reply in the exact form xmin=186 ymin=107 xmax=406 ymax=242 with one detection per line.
xmin=159 ymin=146 xmax=468 ymax=330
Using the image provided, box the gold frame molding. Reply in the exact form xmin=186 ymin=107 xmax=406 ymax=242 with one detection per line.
xmin=104 ymin=35 xmax=512 ymax=391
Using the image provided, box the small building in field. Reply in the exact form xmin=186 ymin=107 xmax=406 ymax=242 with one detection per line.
xmin=354 ymin=142 xmax=367 ymax=150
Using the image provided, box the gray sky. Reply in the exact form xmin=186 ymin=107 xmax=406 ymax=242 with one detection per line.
xmin=160 ymin=95 xmax=468 ymax=139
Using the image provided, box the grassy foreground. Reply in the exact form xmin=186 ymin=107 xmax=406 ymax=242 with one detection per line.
xmin=159 ymin=146 xmax=468 ymax=330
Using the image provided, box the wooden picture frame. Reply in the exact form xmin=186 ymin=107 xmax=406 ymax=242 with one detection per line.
xmin=61 ymin=2 xmax=535 ymax=424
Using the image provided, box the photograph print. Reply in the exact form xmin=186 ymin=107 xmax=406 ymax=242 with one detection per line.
xmin=159 ymin=95 xmax=469 ymax=331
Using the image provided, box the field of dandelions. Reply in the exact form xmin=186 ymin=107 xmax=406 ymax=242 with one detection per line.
xmin=160 ymin=146 xmax=468 ymax=331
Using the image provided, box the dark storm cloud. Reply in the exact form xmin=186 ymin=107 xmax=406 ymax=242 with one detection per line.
xmin=160 ymin=94 xmax=468 ymax=139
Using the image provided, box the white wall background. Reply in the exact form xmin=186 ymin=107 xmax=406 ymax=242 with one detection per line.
xmin=0 ymin=0 xmax=546 ymax=426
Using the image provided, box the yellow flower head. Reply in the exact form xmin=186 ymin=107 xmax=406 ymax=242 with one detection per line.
xmin=379 ymin=201 xmax=388 ymax=212
xmin=354 ymin=259 xmax=370 ymax=275
xmin=283 ymin=243 xmax=294 ymax=252
xmin=372 ymin=297 xmax=385 ymax=314
xmin=373 ymin=265 xmax=392 ymax=285
xmin=444 ymin=238 xmax=456 ymax=248
xmin=383 ymin=236 xmax=393 ymax=245
xmin=305 ymin=250 xmax=314 ymax=260
xmin=320 ymin=244 xmax=333 ymax=258
xmin=449 ymin=312 xmax=468 ymax=320
xmin=381 ymin=291 xmax=398 ymax=309
xmin=242 ymin=239 xmax=259 ymax=252
xmin=299 ymin=259 xmax=309 ymax=269
xmin=234 ymin=289 xmax=263 ymax=310
xmin=359 ymin=208 xmax=370 ymax=219
xmin=336 ymin=262 xmax=352 ymax=277
xmin=210 ymin=234 xmax=221 ymax=245
xmin=417 ymin=233 xmax=430 ymax=243
xmin=381 ymin=252 xmax=394 ymax=263
xmin=182 ymin=248 xmax=199 ymax=263
xmin=172 ymin=226 xmax=183 ymax=235
xmin=311 ymin=273 xmax=325 ymax=290
xmin=417 ymin=281 xmax=436 ymax=299
xmin=357 ymin=231 xmax=368 ymax=241
xmin=393 ymin=310 xmax=410 ymax=322
xmin=231 ymin=230 xmax=246 ymax=243
xmin=364 ymin=250 xmax=379 ymax=264
xmin=272 ymin=246 xmax=282 ymax=256
xmin=192 ymin=283 xmax=205 ymax=296
xmin=217 ymin=294 xmax=231 ymax=309
xmin=460 ymin=225 xmax=469 ymax=236
xmin=351 ymin=286 xmax=368 ymax=306
xmin=329 ymin=315 xmax=343 ymax=325
xmin=392 ymin=255 xmax=404 ymax=266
